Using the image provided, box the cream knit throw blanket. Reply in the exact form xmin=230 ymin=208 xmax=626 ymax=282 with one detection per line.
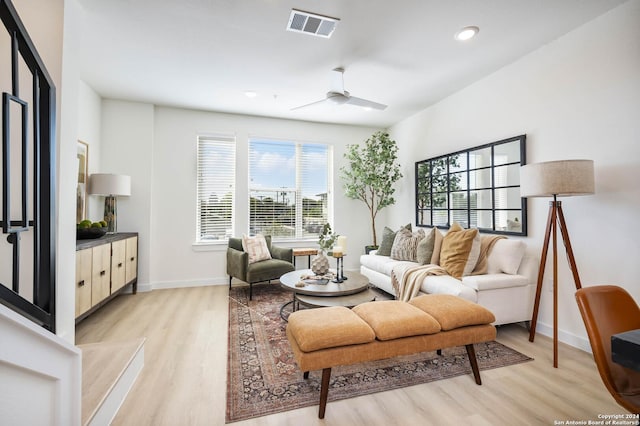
xmin=391 ymin=263 xmax=447 ymax=302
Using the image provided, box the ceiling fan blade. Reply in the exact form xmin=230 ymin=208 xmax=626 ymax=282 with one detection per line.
xmin=329 ymin=67 xmax=345 ymax=94
xmin=290 ymin=98 xmax=329 ymax=111
xmin=345 ymin=96 xmax=387 ymax=110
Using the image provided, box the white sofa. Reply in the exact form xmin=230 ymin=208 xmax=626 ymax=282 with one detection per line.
xmin=360 ymin=239 xmax=538 ymax=326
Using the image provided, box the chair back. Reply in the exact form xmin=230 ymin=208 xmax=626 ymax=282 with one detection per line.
xmin=228 ymin=235 xmax=272 ymax=252
xmin=575 ymin=285 xmax=640 ymax=413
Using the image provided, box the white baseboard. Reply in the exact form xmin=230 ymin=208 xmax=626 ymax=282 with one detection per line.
xmin=146 ymin=277 xmax=228 ymax=291
xmin=532 ymin=321 xmax=592 ymax=353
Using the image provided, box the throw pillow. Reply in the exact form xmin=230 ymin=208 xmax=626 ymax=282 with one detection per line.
xmin=487 ymin=239 xmax=526 ymax=275
xmin=242 ymin=234 xmax=272 ymax=264
xmin=431 ymin=228 xmax=444 ymax=265
xmin=390 ymin=228 xmax=425 ymax=262
xmin=439 ymin=223 xmax=479 ymax=279
xmin=377 ymin=223 xmax=411 ymax=256
xmin=416 ymin=228 xmax=436 ymax=264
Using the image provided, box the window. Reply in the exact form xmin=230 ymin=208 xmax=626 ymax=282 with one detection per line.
xmin=249 ymin=138 xmax=331 ymax=240
xmin=196 ymin=135 xmax=235 ymax=242
xmin=415 ymin=135 xmax=526 ymax=235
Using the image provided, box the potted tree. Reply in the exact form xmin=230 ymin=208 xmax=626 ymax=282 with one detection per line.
xmin=340 ymin=131 xmax=402 ymax=253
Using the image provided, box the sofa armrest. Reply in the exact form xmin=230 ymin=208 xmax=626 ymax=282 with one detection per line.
xmin=227 ymin=247 xmax=249 ymax=281
xmin=270 ymin=245 xmax=293 ymax=263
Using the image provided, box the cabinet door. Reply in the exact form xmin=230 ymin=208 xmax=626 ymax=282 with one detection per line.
xmin=91 ymin=244 xmax=111 ymax=306
xmin=75 ymin=248 xmax=92 ymax=317
xmin=125 ymin=236 xmax=138 ymax=284
xmin=111 ymin=239 xmax=127 ymax=292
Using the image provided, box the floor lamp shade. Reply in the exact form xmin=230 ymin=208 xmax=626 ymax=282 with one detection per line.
xmin=520 ymin=159 xmax=594 ymax=197
xmin=520 ymin=159 xmax=595 ymax=368
xmin=88 ymin=174 xmax=131 ymax=233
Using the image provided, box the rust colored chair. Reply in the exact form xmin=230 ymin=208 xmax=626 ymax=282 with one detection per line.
xmin=575 ymin=285 xmax=640 ymax=414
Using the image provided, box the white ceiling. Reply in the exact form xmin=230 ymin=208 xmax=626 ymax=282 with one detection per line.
xmin=77 ymin=0 xmax=626 ymax=128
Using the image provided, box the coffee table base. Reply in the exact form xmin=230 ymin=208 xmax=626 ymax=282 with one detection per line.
xmin=296 ymin=289 xmax=377 ymax=308
xmin=280 ymin=289 xmax=377 ymax=321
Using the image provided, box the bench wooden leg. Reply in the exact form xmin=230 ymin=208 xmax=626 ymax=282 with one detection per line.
xmin=465 ymin=344 xmax=482 ymax=385
xmin=437 ymin=349 xmax=442 ymax=356
xmin=319 ymin=368 xmax=331 ymax=419
xmin=303 ymin=371 xmax=309 ymax=379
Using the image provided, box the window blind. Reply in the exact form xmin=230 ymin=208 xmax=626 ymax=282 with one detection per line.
xmin=196 ymin=135 xmax=235 ymax=242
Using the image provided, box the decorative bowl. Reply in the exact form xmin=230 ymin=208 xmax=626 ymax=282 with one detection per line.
xmin=76 ymin=227 xmax=107 ymax=240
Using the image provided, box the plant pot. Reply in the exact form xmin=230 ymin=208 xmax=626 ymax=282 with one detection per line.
xmin=365 ymin=245 xmax=379 ymax=254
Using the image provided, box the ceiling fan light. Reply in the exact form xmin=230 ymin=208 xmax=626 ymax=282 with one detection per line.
xmin=455 ymin=26 xmax=479 ymax=41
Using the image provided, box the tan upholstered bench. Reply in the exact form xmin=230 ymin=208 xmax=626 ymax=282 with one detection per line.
xmin=286 ymin=294 xmax=497 ymax=419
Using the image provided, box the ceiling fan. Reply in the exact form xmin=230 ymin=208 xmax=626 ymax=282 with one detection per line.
xmin=292 ymin=68 xmax=387 ymax=111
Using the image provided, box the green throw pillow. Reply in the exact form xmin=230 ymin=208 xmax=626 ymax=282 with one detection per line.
xmin=376 ymin=223 xmax=411 ymax=256
xmin=416 ymin=228 xmax=436 ymax=264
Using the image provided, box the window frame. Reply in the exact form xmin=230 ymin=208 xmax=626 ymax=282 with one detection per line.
xmin=415 ymin=135 xmax=527 ymax=236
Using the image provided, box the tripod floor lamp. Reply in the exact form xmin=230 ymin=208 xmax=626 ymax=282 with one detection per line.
xmin=520 ymin=159 xmax=594 ymax=368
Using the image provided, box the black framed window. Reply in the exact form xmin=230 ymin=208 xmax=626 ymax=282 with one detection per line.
xmin=415 ymin=135 xmax=526 ymax=235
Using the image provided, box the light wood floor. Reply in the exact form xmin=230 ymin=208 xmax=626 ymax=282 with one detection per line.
xmin=75 ymin=284 xmax=627 ymax=426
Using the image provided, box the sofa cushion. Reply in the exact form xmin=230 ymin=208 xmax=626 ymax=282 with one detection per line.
xmin=360 ymin=253 xmax=415 ymax=276
xmin=487 ymin=239 xmax=526 ymax=275
xmin=409 ymin=294 xmax=496 ymax=330
xmin=242 ymin=234 xmax=272 ymax=264
xmin=353 ymin=301 xmax=441 ymax=340
xmin=420 ymin=275 xmax=478 ymax=302
xmin=416 ymin=228 xmax=436 ymax=265
xmin=378 ymin=224 xmax=411 ymax=256
xmin=462 ymin=273 xmax=530 ymax=291
xmin=391 ymin=228 xmax=425 ymax=262
xmin=439 ymin=223 xmax=480 ymax=279
xmin=288 ymin=306 xmax=375 ymax=352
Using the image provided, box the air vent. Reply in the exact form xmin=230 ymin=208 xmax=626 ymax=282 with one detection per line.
xmin=286 ymin=9 xmax=339 ymax=38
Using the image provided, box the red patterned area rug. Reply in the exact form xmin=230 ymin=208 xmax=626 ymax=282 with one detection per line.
xmin=226 ymin=283 xmax=532 ymax=423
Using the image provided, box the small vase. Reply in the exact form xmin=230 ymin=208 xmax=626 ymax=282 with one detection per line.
xmin=311 ymin=251 xmax=330 ymax=275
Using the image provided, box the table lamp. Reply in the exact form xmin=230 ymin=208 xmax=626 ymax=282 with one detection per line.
xmin=520 ymin=159 xmax=594 ymax=368
xmin=89 ymin=173 xmax=131 ymax=233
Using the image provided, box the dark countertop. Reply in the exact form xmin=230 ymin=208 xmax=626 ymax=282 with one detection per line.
xmin=76 ymin=232 xmax=138 ymax=250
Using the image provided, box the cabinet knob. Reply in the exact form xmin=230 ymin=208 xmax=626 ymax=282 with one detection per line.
xmin=118 ymin=262 xmax=123 ymax=267
xmin=100 ymin=270 xmax=106 ymax=276
xmin=130 ymin=257 xmax=135 ymax=261
xmin=78 ymin=280 xmax=85 ymax=287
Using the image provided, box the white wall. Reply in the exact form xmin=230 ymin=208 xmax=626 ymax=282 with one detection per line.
xmin=100 ymin=103 xmax=379 ymax=290
xmin=101 ymin=100 xmax=155 ymax=288
xmin=77 ymin=80 xmax=103 ymax=222
xmin=388 ymin=0 xmax=640 ymax=350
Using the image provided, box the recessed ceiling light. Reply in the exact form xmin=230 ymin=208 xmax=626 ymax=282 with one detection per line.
xmin=245 ymin=91 xmax=257 ymax=98
xmin=455 ymin=26 xmax=479 ymax=41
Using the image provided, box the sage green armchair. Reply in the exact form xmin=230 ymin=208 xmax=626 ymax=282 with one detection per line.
xmin=227 ymin=236 xmax=294 ymax=300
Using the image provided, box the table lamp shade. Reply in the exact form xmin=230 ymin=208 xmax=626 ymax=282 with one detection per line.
xmin=520 ymin=159 xmax=594 ymax=198
xmin=89 ymin=174 xmax=131 ymax=196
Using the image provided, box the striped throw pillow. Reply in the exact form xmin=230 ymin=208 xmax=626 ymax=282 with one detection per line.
xmin=390 ymin=228 xmax=425 ymax=262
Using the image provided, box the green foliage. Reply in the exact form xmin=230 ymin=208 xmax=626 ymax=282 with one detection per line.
xmin=318 ymin=223 xmax=338 ymax=252
xmin=340 ymin=131 xmax=402 ymax=246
